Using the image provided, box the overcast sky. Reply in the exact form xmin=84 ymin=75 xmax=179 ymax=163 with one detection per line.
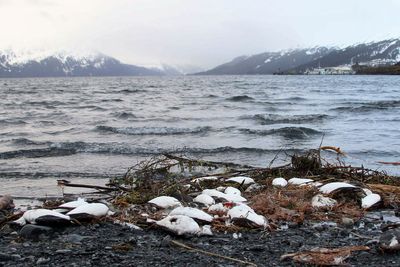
xmin=1 ymin=0 xmax=399 ymax=68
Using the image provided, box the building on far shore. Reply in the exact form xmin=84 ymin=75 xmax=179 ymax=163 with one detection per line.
xmin=304 ymin=65 xmax=355 ymax=75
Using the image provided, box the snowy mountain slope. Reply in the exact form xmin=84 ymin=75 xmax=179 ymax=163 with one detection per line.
xmin=0 ymin=50 xmax=163 ymax=77
xmin=197 ymin=38 xmax=400 ymax=75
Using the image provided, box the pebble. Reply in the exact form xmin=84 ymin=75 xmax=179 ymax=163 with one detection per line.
xmin=36 ymin=257 xmax=50 ymax=265
xmin=56 ymin=249 xmax=72 ymax=254
xmin=19 ymin=224 xmax=53 ymax=240
xmin=341 ymin=217 xmax=354 ymax=227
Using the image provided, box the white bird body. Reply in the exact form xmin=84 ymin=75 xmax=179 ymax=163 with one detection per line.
xmin=361 ymin=193 xmax=381 ymax=209
xmin=226 ymin=176 xmax=255 ymax=185
xmin=193 ymin=194 xmax=215 ymax=206
xmin=311 ymin=194 xmax=337 ymax=208
xmin=59 ymin=198 xmax=88 ymax=209
xmin=228 ymin=204 xmax=267 ymax=227
xmin=272 ymin=177 xmax=288 ymax=187
xmin=288 ymin=178 xmax=313 ymax=185
xmin=67 ymin=203 xmax=109 ymax=217
xmin=148 ymin=196 xmax=182 ymax=209
xmin=319 ymin=182 xmax=356 ymax=194
xmin=169 ymin=207 xmax=213 ymax=223
xmin=14 ymin=209 xmax=71 ymax=226
xmin=224 ymin=186 xmax=241 ymax=196
xmin=156 ymin=215 xmax=201 ymax=236
xmin=202 ymin=189 xmax=246 ymax=203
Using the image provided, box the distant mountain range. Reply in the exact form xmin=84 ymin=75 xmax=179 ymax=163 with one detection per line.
xmin=197 ymin=38 xmax=400 ymax=75
xmin=0 ymin=50 xmax=191 ymax=77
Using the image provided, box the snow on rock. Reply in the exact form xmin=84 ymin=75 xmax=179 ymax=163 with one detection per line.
xmin=361 ymin=193 xmax=381 ymax=209
xmin=59 ymin=198 xmax=88 ymax=209
xmin=199 ymin=225 xmax=213 ymax=236
xmin=15 ymin=209 xmax=71 ymax=226
xmin=228 ymin=204 xmax=267 ymax=227
xmin=288 ymin=178 xmax=314 ymax=185
xmin=202 ymin=189 xmax=247 ymax=203
xmin=224 ymin=186 xmax=241 ymax=196
xmin=208 ymin=203 xmax=229 ymax=214
xmin=67 ymin=203 xmax=109 ymax=217
xmin=169 ymin=207 xmax=213 ymax=223
xmin=319 ymin=182 xmax=356 ymax=194
xmin=156 ymin=215 xmax=201 ymax=236
xmin=148 ymin=196 xmax=182 ymax=209
xmin=226 ymin=176 xmax=255 ymax=185
xmin=312 ymin=194 xmax=337 ymax=208
xmin=272 ymin=177 xmax=288 ymax=187
xmin=193 ymin=194 xmax=215 ymax=206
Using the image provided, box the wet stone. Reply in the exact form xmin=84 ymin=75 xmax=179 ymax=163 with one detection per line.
xmin=20 ymin=224 xmax=53 ymax=240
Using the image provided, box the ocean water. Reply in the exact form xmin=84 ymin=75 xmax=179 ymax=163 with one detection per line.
xmin=0 ymin=75 xmax=399 ymax=187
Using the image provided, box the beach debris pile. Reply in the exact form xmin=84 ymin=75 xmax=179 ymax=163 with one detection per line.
xmin=2 ymin=147 xmax=400 ymax=265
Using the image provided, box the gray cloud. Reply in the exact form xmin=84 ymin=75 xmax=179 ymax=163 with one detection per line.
xmin=0 ymin=0 xmax=399 ymax=68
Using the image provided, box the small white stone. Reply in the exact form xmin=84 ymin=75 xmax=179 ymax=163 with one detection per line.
xmin=191 ymin=176 xmax=218 ymax=183
xmin=362 ymin=188 xmax=373 ymax=196
xmin=202 ymin=189 xmax=247 ymax=203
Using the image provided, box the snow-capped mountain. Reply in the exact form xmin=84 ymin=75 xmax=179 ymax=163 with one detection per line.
xmin=0 ymin=50 xmax=163 ymax=77
xmin=197 ymin=38 xmax=400 ymax=75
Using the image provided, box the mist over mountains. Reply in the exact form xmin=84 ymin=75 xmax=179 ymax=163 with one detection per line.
xmin=1 ymin=38 xmax=400 ymax=77
xmin=0 ymin=50 xmax=186 ymax=77
xmin=197 ymin=39 xmax=400 ymax=75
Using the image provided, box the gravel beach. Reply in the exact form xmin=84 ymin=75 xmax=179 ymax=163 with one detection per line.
xmin=1 ymin=216 xmax=400 ymax=267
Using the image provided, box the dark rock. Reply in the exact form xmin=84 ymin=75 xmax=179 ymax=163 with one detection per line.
xmin=379 ymin=228 xmax=400 ymax=251
xmin=19 ymin=225 xmax=53 ymax=240
xmin=0 ymin=252 xmax=14 ymax=261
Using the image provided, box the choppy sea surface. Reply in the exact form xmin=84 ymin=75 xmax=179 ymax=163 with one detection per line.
xmin=0 ymin=75 xmax=399 ymax=191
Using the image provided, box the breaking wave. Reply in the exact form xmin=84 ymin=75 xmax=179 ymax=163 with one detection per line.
xmin=95 ymin=125 xmax=212 ymax=136
xmin=243 ymin=114 xmax=328 ymax=125
xmin=239 ymin=127 xmax=322 ymax=139
xmin=226 ymin=95 xmax=254 ymax=102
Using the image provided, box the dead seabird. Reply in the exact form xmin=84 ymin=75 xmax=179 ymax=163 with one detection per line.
xmin=13 ymin=209 xmax=71 ymax=226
